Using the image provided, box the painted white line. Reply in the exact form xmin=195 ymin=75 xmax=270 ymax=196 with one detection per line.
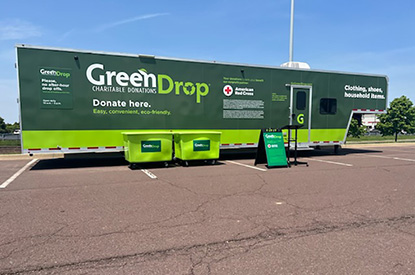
xmin=141 ymin=169 xmax=157 ymax=179
xmin=393 ymin=157 xmax=415 ymax=162
xmin=226 ymin=160 xmax=267 ymax=171
xmin=0 ymin=159 xmax=38 ymax=189
xmin=308 ymin=158 xmax=353 ymax=167
xmin=364 ymin=155 xmax=391 ymax=159
xmin=362 ymin=155 xmax=415 ymax=162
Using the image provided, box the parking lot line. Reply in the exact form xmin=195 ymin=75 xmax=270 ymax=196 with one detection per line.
xmin=226 ymin=160 xmax=267 ymax=171
xmin=393 ymin=157 xmax=415 ymax=162
xmin=0 ymin=159 xmax=38 ymax=189
xmin=363 ymin=155 xmax=415 ymax=162
xmin=141 ymin=169 xmax=157 ymax=179
xmin=307 ymin=158 xmax=353 ymax=167
xmin=364 ymin=155 xmax=391 ymax=159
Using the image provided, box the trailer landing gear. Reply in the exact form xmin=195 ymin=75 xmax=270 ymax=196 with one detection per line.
xmin=334 ymin=145 xmax=340 ymax=155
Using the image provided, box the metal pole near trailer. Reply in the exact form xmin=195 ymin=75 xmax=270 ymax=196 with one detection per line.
xmin=289 ymin=0 xmax=295 ymax=63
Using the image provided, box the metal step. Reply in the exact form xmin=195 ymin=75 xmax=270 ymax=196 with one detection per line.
xmin=287 ymin=146 xmax=314 ymax=151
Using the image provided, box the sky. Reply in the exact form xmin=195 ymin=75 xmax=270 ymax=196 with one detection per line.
xmin=1 ymin=0 xmax=415 ymax=123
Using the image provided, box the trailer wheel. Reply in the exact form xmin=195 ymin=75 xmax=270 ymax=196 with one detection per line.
xmin=334 ymin=145 xmax=340 ymax=155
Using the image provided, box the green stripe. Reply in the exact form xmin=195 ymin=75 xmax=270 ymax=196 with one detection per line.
xmin=22 ymin=128 xmax=347 ymax=149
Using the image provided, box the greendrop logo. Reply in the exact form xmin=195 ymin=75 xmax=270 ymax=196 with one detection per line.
xmin=143 ymin=144 xmax=160 ymax=149
xmin=193 ymin=140 xmax=210 ymax=151
xmin=40 ymin=68 xmax=71 ymax=78
xmin=141 ymin=141 xmax=162 ymax=152
xmin=194 ymin=142 xmax=209 ymax=148
xmin=86 ymin=63 xmax=209 ymax=103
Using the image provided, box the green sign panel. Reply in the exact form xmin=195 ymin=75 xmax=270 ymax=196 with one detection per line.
xmin=263 ymin=132 xmax=287 ymax=167
xmin=39 ymin=67 xmax=73 ymax=109
xmin=193 ymin=140 xmax=210 ymax=151
xmin=255 ymin=129 xmax=287 ymax=168
xmin=141 ymin=140 xmax=161 ymax=153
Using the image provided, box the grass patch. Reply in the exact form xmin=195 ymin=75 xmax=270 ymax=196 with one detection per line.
xmin=0 ymin=139 xmax=21 ymax=146
xmin=347 ymin=135 xmax=415 ymax=143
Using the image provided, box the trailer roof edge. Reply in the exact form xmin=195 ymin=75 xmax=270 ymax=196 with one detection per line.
xmin=15 ymin=44 xmax=388 ymax=79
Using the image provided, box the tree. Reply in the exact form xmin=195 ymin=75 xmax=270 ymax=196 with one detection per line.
xmin=0 ymin=116 xmax=7 ymax=133
xmin=0 ymin=117 xmax=20 ymax=133
xmin=348 ymin=118 xmax=366 ymax=138
xmin=376 ymin=96 xmax=415 ymax=142
xmin=6 ymin=122 xmax=20 ymax=133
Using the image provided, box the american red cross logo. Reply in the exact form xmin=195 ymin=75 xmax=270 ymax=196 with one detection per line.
xmin=223 ymin=85 xmax=233 ymax=97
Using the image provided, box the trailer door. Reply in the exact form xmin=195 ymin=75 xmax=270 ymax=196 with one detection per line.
xmin=290 ymin=85 xmax=312 ymax=142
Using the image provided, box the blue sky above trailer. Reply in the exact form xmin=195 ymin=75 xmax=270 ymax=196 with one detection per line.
xmin=1 ymin=0 xmax=414 ymax=123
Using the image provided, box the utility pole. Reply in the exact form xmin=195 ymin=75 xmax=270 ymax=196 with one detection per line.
xmin=289 ymin=0 xmax=295 ymax=63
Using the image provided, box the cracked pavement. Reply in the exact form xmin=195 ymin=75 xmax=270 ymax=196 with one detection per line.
xmin=0 ymin=144 xmax=415 ymax=274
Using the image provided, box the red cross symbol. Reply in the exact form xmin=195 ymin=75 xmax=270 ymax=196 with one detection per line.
xmin=223 ymin=85 xmax=233 ymax=96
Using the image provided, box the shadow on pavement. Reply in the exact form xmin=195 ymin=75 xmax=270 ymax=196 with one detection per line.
xmin=301 ymin=147 xmax=383 ymax=157
xmin=31 ymin=152 xmax=226 ymax=170
xmin=220 ymin=147 xmax=383 ymax=160
xmin=30 ymin=147 xmax=383 ymax=170
xmin=31 ymin=153 xmax=128 ymax=170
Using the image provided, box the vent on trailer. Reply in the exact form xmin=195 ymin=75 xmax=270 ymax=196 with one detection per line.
xmin=280 ymin=62 xmax=311 ymax=69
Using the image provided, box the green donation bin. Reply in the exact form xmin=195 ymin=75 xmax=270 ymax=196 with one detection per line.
xmin=122 ymin=132 xmax=173 ymax=167
xmin=173 ymin=131 xmax=221 ymax=166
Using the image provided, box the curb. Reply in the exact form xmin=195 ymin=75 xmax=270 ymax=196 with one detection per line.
xmin=343 ymin=142 xmax=415 ymax=148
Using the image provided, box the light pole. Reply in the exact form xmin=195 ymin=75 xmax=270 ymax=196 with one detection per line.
xmin=281 ymin=0 xmax=310 ymax=69
xmin=289 ymin=0 xmax=295 ymax=63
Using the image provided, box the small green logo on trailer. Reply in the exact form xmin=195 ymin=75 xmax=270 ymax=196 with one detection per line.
xmin=193 ymin=140 xmax=210 ymax=151
xmin=141 ymin=140 xmax=161 ymax=152
xmin=297 ymin=114 xmax=305 ymax=124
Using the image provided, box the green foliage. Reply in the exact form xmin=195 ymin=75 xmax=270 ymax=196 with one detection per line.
xmin=6 ymin=122 xmax=20 ymax=133
xmin=348 ymin=118 xmax=366 ymax=138
xmin=0 ymin=116 xmax=6 ymax=133
xmin=377 ymin=96 xmax=415 ymax=141
xmin=0 ymin=116 xmax=19 ymax=133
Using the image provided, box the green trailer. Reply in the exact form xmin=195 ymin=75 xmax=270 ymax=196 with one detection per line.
xmin=15 ymin=45 xmax=388 ymax=155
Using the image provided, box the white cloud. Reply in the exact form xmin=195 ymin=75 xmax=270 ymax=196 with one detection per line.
xmin=57 ymin=29 xmax=76 ymax=42
xmin=57 ymin=13 xmax=169 ymax=40
xmin=0 ymin=19 xmax=42 ymax=41
xmin=95 ymin=13 xmax=169 ymax=32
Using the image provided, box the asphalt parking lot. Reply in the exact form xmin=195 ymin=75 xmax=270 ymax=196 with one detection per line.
xmin=1 ymin=144 xmax=415 ymax=274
